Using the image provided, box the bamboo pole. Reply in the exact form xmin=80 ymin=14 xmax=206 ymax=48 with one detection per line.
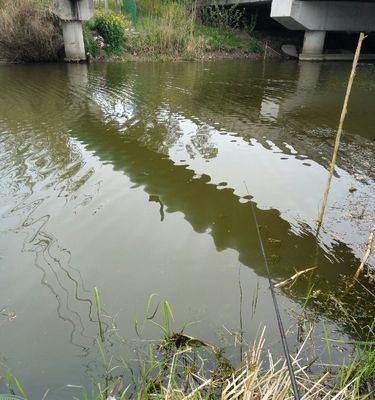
xmin=317 ymin=33 xmax=366 ymax=231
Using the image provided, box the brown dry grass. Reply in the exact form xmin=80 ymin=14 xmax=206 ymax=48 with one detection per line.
xmin=0 ymin=0 xmax=63 ymax=62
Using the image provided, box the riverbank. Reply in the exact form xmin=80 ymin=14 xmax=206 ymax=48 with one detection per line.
xmin=0 ymin=0 xmax=279 ymax=63
xmin=83 ymin=3 xmax=275 ymax=63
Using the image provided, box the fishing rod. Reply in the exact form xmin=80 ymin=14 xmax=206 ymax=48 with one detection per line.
xmin=245 ymin=183 xmax=301 ymax=400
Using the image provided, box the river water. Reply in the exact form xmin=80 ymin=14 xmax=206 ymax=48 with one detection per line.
xmin=0 ymin=61 xmax=374 ymax=398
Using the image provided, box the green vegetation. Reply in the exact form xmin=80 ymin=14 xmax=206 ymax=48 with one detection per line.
xmin=337 ymin=322 xmax=375 ymax=398
xmin=1 ymin=292 xmax=374 ymax=399
xmin=201 ymin=1 xmax=244 ymax=31
xmin=92 ymin=11 xmax=132 ymax=54
xmin=83 ymin=23 xmax=101 ymax=56
xmin=85 ymin=0 xmax=265 ymax=59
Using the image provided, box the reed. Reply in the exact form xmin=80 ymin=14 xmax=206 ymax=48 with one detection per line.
xmin=4 ymin=370 xmax=28 ymax=399
xmin=94 ymin=286 xmax=105 ymax=342
xmin=354 ymin=228 xmax=374 ymax=279
xmin=317 ymin=33 xmax=366 ymax=231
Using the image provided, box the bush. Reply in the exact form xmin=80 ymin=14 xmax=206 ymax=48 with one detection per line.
xmin=0 ymin=0 xmax=63 ymax=62
xmin=94 ymin=11 xmax=131 ymax=54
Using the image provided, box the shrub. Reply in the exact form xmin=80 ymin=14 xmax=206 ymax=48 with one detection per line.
xmin=0 ymin=0 xmax=63 ymax=62
xmin=94 ymin=11 xmax=131 ymax=54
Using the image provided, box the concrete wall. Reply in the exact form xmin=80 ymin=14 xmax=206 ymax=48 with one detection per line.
xmin=54 ymin=0 xmax=94 ymax=21
xmin=271 ymin=1 xmax=375 ymax=32
xmin=205 ymin=0 xmax=375 ymax=32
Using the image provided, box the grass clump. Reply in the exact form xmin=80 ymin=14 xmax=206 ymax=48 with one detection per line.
xmin=0 ymin=0 xmax=62 ymax=62
xmin=198 ymin=25 xmax=262 ymax=54
xmin=125 ymin=2 xmax=206 ymax=59
xmin=339 ymin=346 xmax=375 ymax=397
xmin=124 ymin=1 xmax=262 ymax=59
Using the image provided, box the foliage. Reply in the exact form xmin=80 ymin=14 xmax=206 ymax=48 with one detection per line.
xmin=245 ymin=10 xmax=258 ymax=35
xmin=0 ymin=0 xmax=62 ymax=62
xmin=201 ymin=1 xmax=244 ymax=31
xmin=338 ymin=322 xmax=375 ymax=397
xmin=123 ymin=1 xmax=261 ymax=59
xmin=83 ymin=23 xmax=100 ymax=56
xmin=198 ymin=25 xmax=256 ymax=53
xmin=93 ymin=11 xmax=131 ymax=54
xmin=86 ymin=0 xmax=262 ymax=59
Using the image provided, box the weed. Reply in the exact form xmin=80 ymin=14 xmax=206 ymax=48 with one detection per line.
xmin=0 ymin=0 xmax=62 ymax=62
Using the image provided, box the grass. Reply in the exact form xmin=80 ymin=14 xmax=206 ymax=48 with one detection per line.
xmin=94 ymin=287 xmax=105 ymax=342
xmin=0 ymin=0 xmax=62 ymax=62
xmin=86 ymin=0 xmax=265 ymax=60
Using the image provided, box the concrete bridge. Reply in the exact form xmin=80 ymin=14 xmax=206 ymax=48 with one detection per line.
xmin=216 ymin=0 xmax=375 ymax=60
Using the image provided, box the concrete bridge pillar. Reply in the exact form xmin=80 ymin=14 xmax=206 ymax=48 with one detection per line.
xmin=54 ymin=0 xmax=94 ymax=62
xmin=300 ymin=31 xmax=326 ymax=61
xmin=62 ymin=21 xmax=86 ymax=61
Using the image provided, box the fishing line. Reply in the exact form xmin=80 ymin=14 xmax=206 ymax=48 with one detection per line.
xmin=244 ymin=182 xmax=301 ymax=400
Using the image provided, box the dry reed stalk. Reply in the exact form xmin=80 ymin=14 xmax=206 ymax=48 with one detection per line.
xmin=317 ymin=33 xmax=366 ymax=231
xmin=354 ymin=227 xmax=374 ymax=279
xmin=166 ymin=348 xmax=192 ymax=400
xmin=274 ymin=267 xmax=316 ymax=288
xmin=220 ymin=327 xmax=362 ymax=399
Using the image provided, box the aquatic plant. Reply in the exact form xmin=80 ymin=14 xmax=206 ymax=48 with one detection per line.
xmin=94 ymin=287 xmax=105 ymax=342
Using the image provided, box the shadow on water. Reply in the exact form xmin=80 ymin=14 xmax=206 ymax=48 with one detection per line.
xmin=72 ymin=112 xmax=374 ymax=340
